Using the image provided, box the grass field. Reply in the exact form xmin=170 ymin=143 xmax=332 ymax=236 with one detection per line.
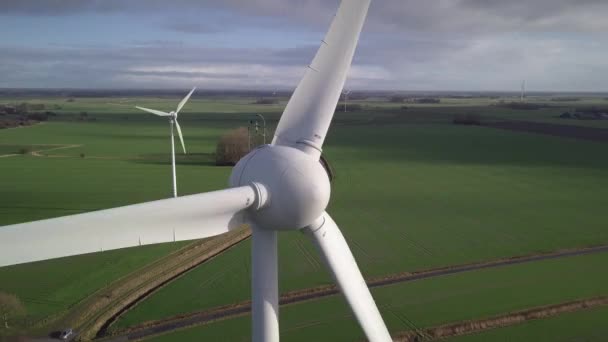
xmin=1 ymin=94 xmax=607 ymax=338
xmin=116 ymin=120 xmax=608 ymax=328
xmin=142 ymin=251 xmax=608 ymax=341
xmin=0 ymin=118 xmax=238 ymax=328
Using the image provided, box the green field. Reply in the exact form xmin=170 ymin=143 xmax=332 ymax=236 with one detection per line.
xmin=117 ymin=121 xmax=608 ymax=327
xmin=1 ymin=94 xmax=607 ymax=339
xmin=143 ymin=251 xmax=608 ymax=341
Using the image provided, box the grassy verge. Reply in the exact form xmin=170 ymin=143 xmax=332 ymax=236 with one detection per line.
xmin=444 ymin=305 xmax=608 ymax=342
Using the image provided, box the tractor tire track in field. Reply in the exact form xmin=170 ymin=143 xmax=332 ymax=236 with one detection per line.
xmin=104 ymin=244 xmax=608 ymax=341
xmin=394 ymin=296 xmax=608 ymax=341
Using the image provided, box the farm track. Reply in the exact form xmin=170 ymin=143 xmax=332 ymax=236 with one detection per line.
xmin=104 ymin=244 xmax=608 ymax=341
xmin=394 ymin=296 xmax=608 ymax=341
xmin=57 ymin=227 xmax=252 ymax=341
xmin=0 ymin=143 xmax=82 ymax=158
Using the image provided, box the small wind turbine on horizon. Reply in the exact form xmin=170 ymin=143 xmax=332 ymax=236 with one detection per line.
xmin=135 ymin=87 xmax=195 ymax=198
xmin=342 ymin=88 xmax=351 ymax=112
xmin=520 ymin=80 xmax=526 ymax=102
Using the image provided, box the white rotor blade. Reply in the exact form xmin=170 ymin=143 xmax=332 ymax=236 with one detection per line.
xmin=176 ymin=87 xmax=196 ymax=115
xmin=0 ymin=186 xmax=256 ymax=267
xmin=305 ymin=212 xmax=392 ymax=342
xmin=175 ymin=120 xmax=187 ymax=154
xmin=135 ymin=106 xmax=171 ymax=117
xmin=272 ymin=0 xmax=370 ymax=154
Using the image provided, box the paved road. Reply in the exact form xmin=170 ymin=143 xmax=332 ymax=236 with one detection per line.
xmin=102 ymin=245 xmax=608 ymax=341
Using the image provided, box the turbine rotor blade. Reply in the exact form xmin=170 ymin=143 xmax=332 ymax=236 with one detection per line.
xmin=135 ymin=106 xmax=171 ymax=117
xmin=0 ymin=186 xmax=257 ymax=267
xmin=175 ymin=120 xmax=187 ymax=154
xmin=176 ymin=87 xmax=196 ymax=115
xmin=304 ymin=212 xmax=392 ymax=342
xmin=272 ymin=0 xmax=370 ymax=156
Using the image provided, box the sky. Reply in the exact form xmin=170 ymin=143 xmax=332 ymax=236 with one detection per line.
xmin=1 ymin=0 xmax=607 ymax=91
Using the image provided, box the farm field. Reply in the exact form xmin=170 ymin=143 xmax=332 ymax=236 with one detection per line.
xmin=116 ymin=119 xmax=608 ymax=327
xmin=1 ymin=94 xmax=607 ymax=339
xmin=445 ymin=305 xmax=608 ymax=342
xmin=142 ymin=251 xmax=608 ymax=341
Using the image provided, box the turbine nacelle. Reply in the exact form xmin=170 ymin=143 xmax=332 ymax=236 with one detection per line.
xmin=230 ymin=145 xmax=330 ymax=231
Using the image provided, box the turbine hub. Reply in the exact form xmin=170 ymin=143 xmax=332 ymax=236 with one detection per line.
xmin=230 ymin=145 xmax=330 ymax=231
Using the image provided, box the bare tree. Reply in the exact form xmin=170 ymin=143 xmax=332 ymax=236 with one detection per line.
xmin=216 ymin=127 xmax=250 ymax=166
xmin=0 ymin=292 xmax=26 ymax=329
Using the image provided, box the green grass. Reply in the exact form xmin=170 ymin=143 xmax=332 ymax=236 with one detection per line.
xmin=0 ymin=120 xmax=238 ymax=327
xmin=2 ymin=95 xmax=608 ymax=336
xmin=445 ymin=306 xmax=608 ymax=342
xmin=118 ymin=122 xmax=608 ymax=327
xmin=144 ymin=251 xmax=608 ymax=341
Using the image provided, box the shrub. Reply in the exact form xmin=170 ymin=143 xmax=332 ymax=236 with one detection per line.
xmin=453 ymin=114 xmax=481 ymax=125
xmin=335 ymin=103 xmax=362 ymax=112
xmin=216 ymin=127 xmax=250 ymax=166
xmin=0 ymin=292 xmax=26 ymax=329
xmin=388 ymin=95 xmax=406 ymax=103
xmin=254 ymin=98 xmax=278 ymax=105
xmin=415 ymin=98 xmax=441 ymax=104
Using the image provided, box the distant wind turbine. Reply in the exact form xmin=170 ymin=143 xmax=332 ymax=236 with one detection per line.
xmin=135 ymin=87 xmax=195 ymax=197
xmin=521 ymin=80 xmax=526 ymax=102
xmin=342 ymin=88 xmax=351 ymax=112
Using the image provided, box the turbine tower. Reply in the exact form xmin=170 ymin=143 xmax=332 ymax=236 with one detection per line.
xmin=0 ymin=1 xmax=391 ymax=341
xmin=521 ymin=80 xmax=526 ymax=102
xmin=135 ymin=88 xmax=195 ymax=197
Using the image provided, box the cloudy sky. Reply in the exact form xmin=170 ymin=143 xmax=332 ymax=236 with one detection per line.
xmin=1 ymin=0 xmax=607 ymax=91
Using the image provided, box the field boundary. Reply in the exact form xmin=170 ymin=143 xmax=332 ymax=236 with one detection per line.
xmin=104 ymin=244 xmax=608 ymax=341
xmin=394 ymin=296 xmax=608 ymax=341
xmin=483 ymin=120 xmax=608 ymax=142
xmin=59 ymin=227 xmax=252 ymax=341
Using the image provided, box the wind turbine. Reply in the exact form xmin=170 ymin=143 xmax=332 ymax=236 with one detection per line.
xmin=520 ymin=80 xmax=526 ymax=102
xmin=135 ymin=87 xmax=195 ymax=198
xmin=342 ymin=88 xmax=351 ymax=112
xmin=0 ymin=1 xmax=391 ymax=341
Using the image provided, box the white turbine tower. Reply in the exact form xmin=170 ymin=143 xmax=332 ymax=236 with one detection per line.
xmin=520 ymin=80 xmax=526 ymax=102
xmin=0 ymin=1 xmax=391 ymax=341
xmin=135 ymin=87 xmax=195 ymax=198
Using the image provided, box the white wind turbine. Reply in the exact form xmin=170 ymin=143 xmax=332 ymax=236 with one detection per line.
xmin=342 ymin=88 xmax=352 ymax=112
xmin=135 ymin=88 xmax=195 ymax=198
xmin=0 ymin=1 xmax=391 ymax=341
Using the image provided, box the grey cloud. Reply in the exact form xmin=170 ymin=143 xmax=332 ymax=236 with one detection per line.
xmin=3 ymin=0 xmax=608 ymax=33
